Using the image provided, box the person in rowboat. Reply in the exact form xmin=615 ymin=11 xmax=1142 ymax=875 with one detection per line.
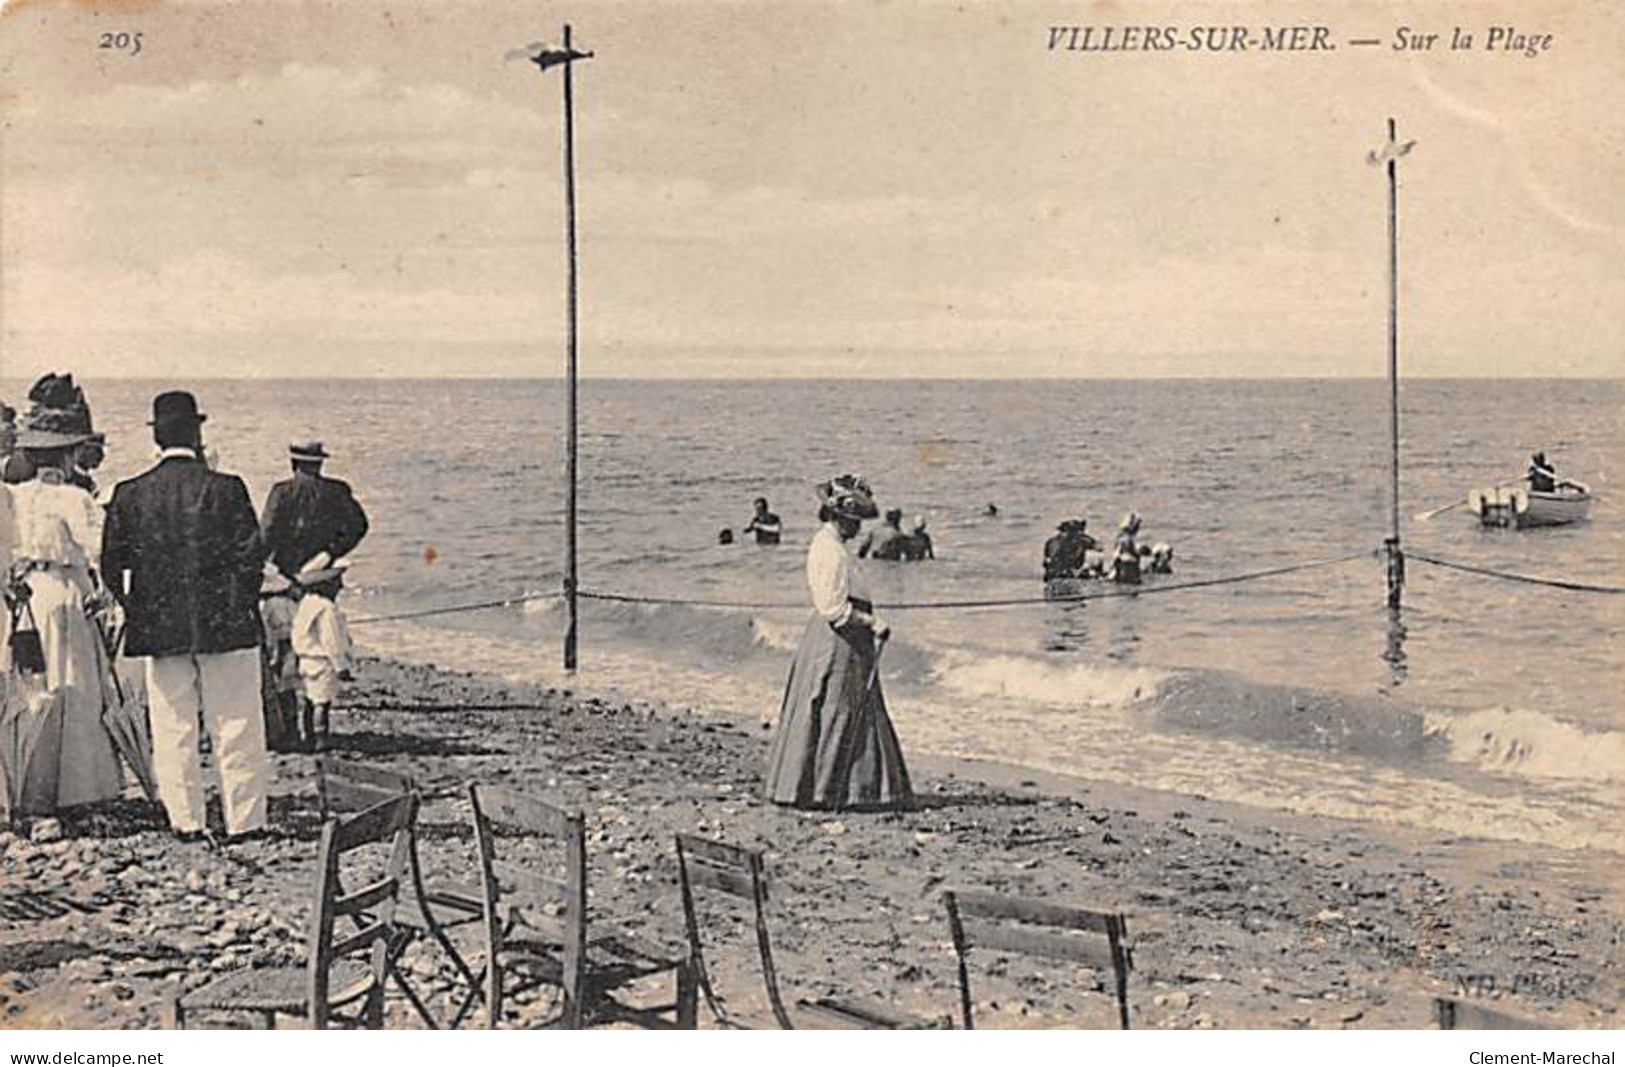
xmin=1525 ymin=451 xmax=1582 ymax=494
xmin=1527 ymin=452 xmax=1558 ymax=493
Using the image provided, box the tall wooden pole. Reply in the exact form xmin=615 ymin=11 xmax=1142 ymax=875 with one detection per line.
xmin=562 ymin=22 xmax=581 ymax=670
xmin=1384 ymin=117 xmax=1405 ymax=608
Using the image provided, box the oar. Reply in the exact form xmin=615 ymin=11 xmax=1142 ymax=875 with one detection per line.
xmin=1414 ymin=498 xmax=1468 ymax=521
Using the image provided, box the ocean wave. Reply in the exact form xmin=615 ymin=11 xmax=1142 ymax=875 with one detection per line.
xmin=1432 ymin=706 xmax=1625 ymax=783
xmin=1144 ymin=671 xmax=1435 ymax=762
xmin=930 ymin=651 xmax=1166 ymax=709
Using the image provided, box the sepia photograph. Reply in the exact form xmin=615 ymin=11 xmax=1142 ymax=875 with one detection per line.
xmin=0 ymin=0 xmax=1620 ymax=1042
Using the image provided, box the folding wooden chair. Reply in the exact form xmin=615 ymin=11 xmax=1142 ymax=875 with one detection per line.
xmin=314 ymin=757 xmax=484 ymax=1028
xmin=166 ymin=792 xmax=418 ymax=1029
xmin=943 ymin=888 xmax=1133 ymax=1030
xmin=675 ymin=833 xmax=944 ymax=1029
xmin=460 ymin=783 xmax=696 ymax=1029
xmin=1435 ymin=996 xmax=1548 ymax=1030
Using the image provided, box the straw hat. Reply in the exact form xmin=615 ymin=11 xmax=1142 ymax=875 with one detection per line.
xmin=290 ymin=441 xmax=330 ymax=461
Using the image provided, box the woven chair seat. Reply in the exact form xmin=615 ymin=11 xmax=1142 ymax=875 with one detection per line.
xmin=502 ymin=928 xmax=682 ymax=991
xmin=182 ymin=961 xmax=377 ymax=1016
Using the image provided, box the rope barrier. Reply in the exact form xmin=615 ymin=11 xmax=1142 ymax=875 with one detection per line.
xmin=343 ymin=548 xmax=1612 ymax=629
xmin=887 ymin=550 xmax=1374 ymax=609
xmin=347 ymin=552 xmax=1374 ymax=626
xmin=1407 ymin=552 xmax=1625 ymax=595
xmin=348 ymin=591 xmax=562 ymax=627
xmin=579 ymin=550 xmax=1375 ymax=613
xmin=576 ymin=590 xmax=805 ymax=610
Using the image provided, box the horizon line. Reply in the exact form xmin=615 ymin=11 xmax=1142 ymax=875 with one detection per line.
xmin=1 ymin=374 xmax=1620 ymax=383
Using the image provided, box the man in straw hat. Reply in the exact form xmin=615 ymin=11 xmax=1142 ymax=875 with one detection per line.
xmin=260 ymin=441 xmax=369 ymax=581
xmin=101 ymin=391 xmax=271 ymax=843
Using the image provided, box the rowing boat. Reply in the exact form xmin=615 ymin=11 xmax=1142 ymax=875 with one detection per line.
xmin=1469 ymin=483 xmax=1592 ymax=529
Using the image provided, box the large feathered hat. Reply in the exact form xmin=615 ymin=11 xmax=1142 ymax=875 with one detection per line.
xmin=18 ymin=372 xmax=95 ymax=448
xmin=817 ymin=474 xmax=879 ymax=520
xmin=16 ymin=407 xmax=95 ymax=450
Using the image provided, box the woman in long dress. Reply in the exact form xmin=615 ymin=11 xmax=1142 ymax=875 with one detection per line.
xmin=764 ymin=475 xmax=913 ymax=811
xmin=7 ymin=412 xmax=123 ymax=811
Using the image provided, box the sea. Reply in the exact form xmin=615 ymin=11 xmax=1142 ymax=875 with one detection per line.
xmin=52 ymin=377 xmax=1625 ymax=853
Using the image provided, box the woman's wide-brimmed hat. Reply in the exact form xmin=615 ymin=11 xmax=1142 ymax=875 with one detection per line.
xmin=28 ymin=373 xmax=89 ymax=417
xmin=15 ymin=406 xmax=96 ymax=450
xmin=817 ymin=473 xmax=879 ymax=520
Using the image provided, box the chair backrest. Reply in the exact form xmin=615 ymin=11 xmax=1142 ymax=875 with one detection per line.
xmin=468 ymin=784 xmax=589 ymax=1022
xmin=1435 ymin=997 xmax=1547 ymax=1030
xmin=943 ymin=889 xmax=1132 ymax=1030
xmin=316 ymin=756 xmax=416 ymax=819
xmin=306 ymin=791 xmax=419 ymax=1028
xmin=673 ymin=833 xmax=790 ymax=1029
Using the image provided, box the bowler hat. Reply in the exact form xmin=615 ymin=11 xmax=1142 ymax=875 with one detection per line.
xmin=149 ymin=391 xmax=207 ymax=427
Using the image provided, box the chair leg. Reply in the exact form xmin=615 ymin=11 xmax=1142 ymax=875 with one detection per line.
xmin=422 ymin=910 xmax=482 ymax=994
xmin=485 ymin=961 xmax=502 ymax=1029
xmin=450 ymin=969 xmax=485 ymax=1030
xmin=676 ymin=962 xmax=698 ymax=1030
xmin=563 ymin=990 xmax=583 ymax=1031
xmin=390 ymin=958 xmax=440 ymax=1029
xmin=163 ymin=990 xmax=184 ymax=1031
xmin=364 ymin=985 xmax=386 ymax=1030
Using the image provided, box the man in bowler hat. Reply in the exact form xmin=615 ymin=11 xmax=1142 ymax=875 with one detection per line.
xmin=101 ymin=392 xmax=271 ymax=841
xmin=260 ymin=441 xmax=369 ymax=580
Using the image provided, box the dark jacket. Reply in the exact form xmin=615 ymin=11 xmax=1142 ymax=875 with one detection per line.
xmin=260 ymin=471 xmax=370 ymax=578
xmin=1043 ymin=530 xmax=1098 ymax=581
xmin=101 ymin=454 xmax=267 ymax=657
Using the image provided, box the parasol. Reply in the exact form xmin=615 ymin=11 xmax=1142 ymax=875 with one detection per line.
xmin=96 ymin=627 xmax=157 ymax=803
xmin=0 ymin=677 xmax=65 ymax=822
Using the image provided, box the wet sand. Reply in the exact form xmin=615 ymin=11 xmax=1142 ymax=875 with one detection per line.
xmin=0 ymin=655 xmax=1619 ymax=1030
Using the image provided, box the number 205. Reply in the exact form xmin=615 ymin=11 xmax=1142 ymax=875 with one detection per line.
xmin=98 ymin=31 xmax=143 ymax=55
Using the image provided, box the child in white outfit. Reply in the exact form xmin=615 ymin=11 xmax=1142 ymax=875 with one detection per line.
xmin=290 ymin=568 xmax=353 ymax=752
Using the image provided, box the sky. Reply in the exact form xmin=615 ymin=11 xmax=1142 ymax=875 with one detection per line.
xmin=1 ymin=0 xmax=1621 ymax=379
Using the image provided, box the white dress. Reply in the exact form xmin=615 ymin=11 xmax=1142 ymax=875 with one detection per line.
xmin=8 ymin=476 xmax=123 ymax=810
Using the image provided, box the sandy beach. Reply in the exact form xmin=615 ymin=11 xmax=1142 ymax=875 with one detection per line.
xmin=0 ymin=655 xmax=1619 ymax=1030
